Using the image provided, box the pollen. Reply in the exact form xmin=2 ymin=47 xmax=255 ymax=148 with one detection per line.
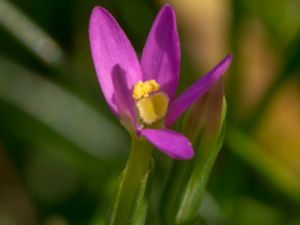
xmin=136 ymin=92 xmax=169 ymax=125
xmin=132 ymin=80 xmax=160 ymax=100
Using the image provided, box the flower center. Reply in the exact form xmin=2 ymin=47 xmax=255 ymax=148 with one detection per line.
xmin=132 ymin=80 xmax=169 ymax=125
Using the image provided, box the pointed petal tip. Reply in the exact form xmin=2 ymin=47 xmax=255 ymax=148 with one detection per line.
xmin=166 ymin=53 xmax=232 ymax=127
xmin=160 ymin=3 xmax=175 ymax=13
xmin=216 ymin=53 xmax=233 ymax=73
xmin=90 ymin=5 xmax=112 ymax=15
xmin=177 ymin=144 xmax=195 ymax=160
xmin=227 ymin=52 xmax=233 ymax=59
xmin=141 ymin=2 xmax=180 ymax=100
xmin=159 ymin=4 xmax=177 ymax=24
xmin=89 ymin=6 xmax=111 ymax=38
xmin=222 ymin=53 xmax=233 ymax=70
xmin=224 ymin=52 xmax=233 ymax=65
xmin=91 ymin=5 xmax=102 ymax=13
xmin=215 ymin=53 xmax=233 ymax=77
xmin=142 ymin=129 xmax=195 ymax=160
xmin=89 ymin=6 xmax=108 ymax=21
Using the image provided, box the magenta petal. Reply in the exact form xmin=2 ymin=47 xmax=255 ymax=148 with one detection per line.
xmin=142 ymin=129 xmax=194 ymax=160
xmin=89 ymin=6 xmax=142 ymax=121
xmin=166 ymin=54 xmax=233 ymax=127
xmin=141 ymin=4 xmax=180 ymax=101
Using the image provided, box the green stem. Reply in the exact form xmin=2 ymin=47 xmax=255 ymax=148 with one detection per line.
xmin=106 ymin=136 xmax=153 ymax=225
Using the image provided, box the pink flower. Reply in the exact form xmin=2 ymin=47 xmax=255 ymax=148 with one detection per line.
xmin=89 ymin=4 xmax=232 ymax=160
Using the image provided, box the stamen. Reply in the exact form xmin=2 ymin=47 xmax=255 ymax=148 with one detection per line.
xmin=132 ymin=80 xmax=160 ymax=100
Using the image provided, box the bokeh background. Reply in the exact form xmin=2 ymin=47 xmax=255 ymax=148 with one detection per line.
xmin=0 ymin=0 xmax=300 ymax=225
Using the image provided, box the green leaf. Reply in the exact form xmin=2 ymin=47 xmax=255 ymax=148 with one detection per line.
xmin=161 ymin=79 xmax=227 ymax=225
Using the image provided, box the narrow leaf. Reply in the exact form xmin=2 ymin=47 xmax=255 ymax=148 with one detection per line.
xmin=161 ymin=79 xmax=226 ymax=225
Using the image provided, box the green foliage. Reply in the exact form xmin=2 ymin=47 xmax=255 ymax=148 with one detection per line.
xmin=161 ymin=80 xmax=226 ymax=225
xmin=0 ymin=0 xmax=300 ymax=225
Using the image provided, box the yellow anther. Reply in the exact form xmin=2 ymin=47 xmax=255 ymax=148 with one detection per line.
xmin=132 ymin=80 xmax=160 ymax=100
xmin=136 ymin=92 xmax=169 ymax=125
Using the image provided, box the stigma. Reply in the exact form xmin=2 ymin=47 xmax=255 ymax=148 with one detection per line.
xmin=132 ymin=80 xmax=169 ymax=125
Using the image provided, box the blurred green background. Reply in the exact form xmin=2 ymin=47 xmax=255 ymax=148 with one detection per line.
xmin=0 ymin=0 xmax=300 ymax=225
